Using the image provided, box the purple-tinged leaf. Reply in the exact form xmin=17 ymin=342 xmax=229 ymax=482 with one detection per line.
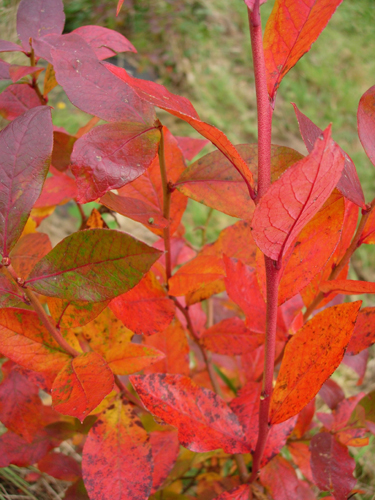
xmin=243 ymin=0 xmax=267 ymax=10
xmin=71 ymin=122 xmax=160 ymax=203
xmin=72 ymin=25 xmax=136 ymax=60
xmin=175 ymin=136 xmax=209 ymax=161
xmin=358 ymin=85 xmax=375 ymax=168
xmin=0 ymin=106 xmax=53 ymax=257
xmin=293 ymin=103 xmax=365 ymax=208
xmin=319 ymin=379 xmax=345 ymax=410
xmin=9 ymin=65 xmax=44 ymax=83
xmin=0 ymin=41 xmax=24 ymax=53
xmin=51 ymin=34 xmax=156 ymax=124
xmin=26 ymin=229 xmax=162 ymax=302
xmin=0 ymin=84 xmax=41 ymax=120
xmin=16 ymin=0 xmax=65 ymax=51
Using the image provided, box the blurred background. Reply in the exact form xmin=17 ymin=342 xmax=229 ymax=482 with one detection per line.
xmin=0 ymin=0 xmax=375 ymax=496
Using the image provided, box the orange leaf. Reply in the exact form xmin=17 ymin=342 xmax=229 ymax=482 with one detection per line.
xmin=264 ymin=0 xmax=343 ymax=101
xmin=361 ymin=208 xmax=375 ymax=244
xmin=347 ymin=307 xmax=375 ymax=355
xmin=51 ymin=352 xmax=114 ymax=422
xmin=10 ymin=232 xmax=52 ymax=279
xmin=320 ymin=280 xmax=375 ymax=295
xmin=270 ymin=301 xmax=361 ymax=424
xmin=82 ymin=399 xmax=152 ymax=500
xmin=47 ymin=298 xmax=110 ymax=329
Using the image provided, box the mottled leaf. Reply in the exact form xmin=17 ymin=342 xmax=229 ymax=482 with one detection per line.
xmin=130 ymin=374 xmax=249 ymax=453
xmin=264 ymin=0 xmax=343 ymax=101
xmin=17 ymin=0 xmax=65 ymax=50
xmin=26 ymin=229 xmax=162 ymax=302
xmin=0 ymin=271 xmax=25 ymax=308
xmin=293 ymin=103 xmax=365 ymax=208
xmin=0 ymin=106 xmax=52 ymax=257
xmin=252 ymin=126 xmax=345 ymax=261
xmin=72 ymin=25 xmax=136 ymax=59
xmin=310 ymin=432 xmax=356 ymax=499
xmin=110 ymin=271 xmax=175 ymax=336
xmin=0 ymin=308 xmax=70 ymax=374
xmin=51 ymin=352 xmax=114 ymax=421
xmin=71 ymin=121 xmax=160 ymax=203
xmin=150 ymin=430 xmax=180 ymax=493
xmin=0 ymin=430 xmax=55 ymax=468
xmin=270 ymin=301 xmax=361 ymax=424
xmin=212 ymin=485 xmax=251 ymax=500
xmin=47 ymin=298 xmax=109 ymax=329
xmin=347 ymin=307 xmax=375 ymax=355
xmin=10 ymin=232 xmax=52 ymax=279
xmin=82 ymin=399 xmax=153 ymax=500
xmin=358 ymin=85 xmax=375 ymax=167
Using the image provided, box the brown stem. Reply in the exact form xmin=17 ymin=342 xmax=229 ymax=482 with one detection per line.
xmin=158 ymin=127 xmax=172 ymax=282
xmin=29 ymin=48 xmax=47 ymax=105
xmin=76 ymin=202 xmax=88 ymax=229
xmin=114 ymin=375 xmax=145 ymax=410
xmin=303 ymin=199 xmax=375 ymax=321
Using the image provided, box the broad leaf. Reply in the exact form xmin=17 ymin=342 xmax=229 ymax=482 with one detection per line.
xmin=270 ymin=301 xmax=361 ymax=424
xmin=293 ymin=103 xmax=365 ymax=208
xmin=0 ymin=272 xmax=25 ymax=308
xmin=51 ymin=34 xmax=156 ymax=123
xmin=150 ymin=430 xmax=180 ymax=493
xmin=71 ymin=121 xmax=160 ymax=203
xmin=38 ymin=452 xmax=81 ymax=482
xmin=130 ymin=374 xmax=250 ymax=453
xmin=72 ymin=25 xmax=136 ymax=59
xmin=260 ymin=455 xmax=311 ymax=500
xmin=264 ymin=0 xmax=343 ymax=101
xmin=9 ymin=65 xmax=44 ymax=83
xmin=320 ymin=279 xmax=375 ymax=295
xmin=144 ymin=319 xmax=190 ymax=376
xmin=212 ymin=485 xmax=251 ymax=500
xmin=358 ymin=85 xmax=375 ymax=167
xmin=0 ymin=430 xmax=56 ymax=468
xmin=175 ymin=136 xmax=209 ymax=161
xmin=17 ymin=0 xmax=64 ymax=50
xmin=175 ymin=144 xmax=302 ymax=219
xmin=292 ymin=399 xmax=315 ymax=439
xmin=34 ymin=174 xmax=78 ymax=208
xmin=47 ymin=298 xmax=110 ymax=329
xmin=106 ymin=64 xmax=255 ymax=193
xmin=0 ymin=40 xmax=24 ymax=53
xmin=82 ymin=399 xmax=153 ymax=500
xmin=51 ymin=352 xmax=114 ymax=421
xmin=287 ymin=442 xmax=313 ymax=482
xmin=0 ymin=107 xmax=53 ymax=257
xmin=26 ymin=229 xmax=162 ymax=302
xmin=0 ymin=84 xmax=41 ymax=120
xmin=201 ymin=317 xmax=261 ymax=355
xmin=252 ymin=126 xmax=345 ymax=261
xmin=0 ymin=308 xmax=70 ymax=374
xmin=110 ymin=271 xmax=175 ymax=336
xmin=310 ymin=433 xmax=356 ymax=499
xmin=347 ymin=307 xmax=375 ymax=355
xmin=10 ymin=232 xmax=52 ymax=279
xmin=319 ymin=379 xmax=345 ymax=410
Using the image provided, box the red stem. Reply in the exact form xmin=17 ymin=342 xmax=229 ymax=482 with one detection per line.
xmin=158 ymin=127 xmax=172 ymax=282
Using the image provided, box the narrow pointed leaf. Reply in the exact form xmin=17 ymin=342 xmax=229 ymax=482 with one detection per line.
xmin=252 ymin=126 xmax=345 ymax=261
xmin=106 ymin=64 xmax=255 ymax=193
xmin=0 ymin=84 xmax=41 ymax=120
xmin=82 ymin=399 xmax=153 ymax=500
xmin=71 ymin=121 xmax=160 ymax=203
xmin=110 ymin=271 xmax=175 ymax=336
xmin=293 ymin=103 xmax=364 ymax=208
xmin=51 ymin=352 xmax=114 ymax=421
xmin=358 ymin=85 xmax=375 ymax=167
xmin=270 ymin=301 xmax=361 ymax=424
xmin=72 ymin=25 xmax=136 ymax=60
xmin=0 ymin=308 xmax=70 ymax=374
xmin=347 ymin=307 xmax=375 ymax=355
xmin=320 ymin=280 xmax=375 ymax=295
xmin=0 ymin=106 xmax=53 ymax=257
xmin=130 ymin=374 xmax=249 ymax=453
xmin=176 ymin=144 xmax=302 ymax=219
xmin=17 ymin=0 xmax=65 ymax=50
xmin=150 ymin=430 xmax=180 ymax=493
xmin=264 ymin=0 xmax=343 ymax=101
xmin=26 ymin=229 xmax=162 ymax=302
xmin=310 ymin=433 xmax=356 ymax=499
xmin=51 ymin=34 xmax=156 ymax=123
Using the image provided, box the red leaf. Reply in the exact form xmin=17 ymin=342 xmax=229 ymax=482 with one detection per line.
xmin=347 ymin=307 xmax=375 ymax=355
xmin=361 ymin=209 xmax=375 ymax=244
xmin=150 ymin=430 xmax=179 ymax=493
xmin=336 ymin=427 xmax=369 ymax=448
xmin=71 ymin=122 xmax=160 ymax=203
xmin=38 ymin=452 xmax=81 ymax=481
xmin=130 ymin=374 xmax=249 ymax=453
xmin=293 ymin=103 xmax=365 ymax=208
xmin=0 ymin=430 xmax=56 ymax=468
xmin=358 ymin=85 xmax=375 ymax=167
xmin=213 ymin=485 xmax=251 ymax=500
xmin=343 ymin=350 xmax=369 ymax=385
xmin=331 ymin=393 xmax=365 ymax=431
xmin=201 ymin=317 xmax=261 ymax=355
xmin=252 ymin=126 xmax=345 ymax=261
xmin=106 ymin=64 xmax=255 ymax=194
xmin=270 ymin=302 xmax=361 ymax=424
xmin=176 ymin=144 xmax=302 ymax=219
xmin=288 ymin=442 xmax=313 ymax=482
xmin=264 ymin=0 xmax=343 ymax=101
xmin=292 ymin=399 xmax=315 ymax=439
xmin=116 ymin=0 xmax=125 ymax=16
xmin=34 ymin=174 xmax=78 ymax=207
xmin=175 ymin=135 xmax=209 ymax=161
xmin=82 ymin=399 xmax=153 ymax=500
xmin=320 ymin=279 xmax=375 ymax=296
xmin=51 ymin=352 xmax=114 ymax=422
xmin=0 ymin=271 xmax=25 ymax=308
xmin=319 ymin=379 xmax=345 ymax=410
xmin=0 ymin=308 xmax=70 ymax=374
xmin=110 ymin=271 xmax=175 ymax=336
xmin=0 ymin=106 xmax=52 ymax=257
xmin=51 ymin=34 xmax=156 ymax=123
xmin=72 ymin=25 xmax=136 ymax=60
xmin=10 ymin=232 xmax=52 ymax=279
xmin=9 ymin=65 xmax=44 ymax=83
xmin=260 ymin=455 xmax=305 ymax=500
xmin=143 ymin=319 xmax=190 ymax=376
xmin=26 ymin=229 xmax=162 ymax=302
xmin=310 ymin=432 xmax=356 ymax=499
xmin=0 ymin=364 xmax=45 ymax=442
xmin=0 ymin=40 xmax=24 ymax=53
